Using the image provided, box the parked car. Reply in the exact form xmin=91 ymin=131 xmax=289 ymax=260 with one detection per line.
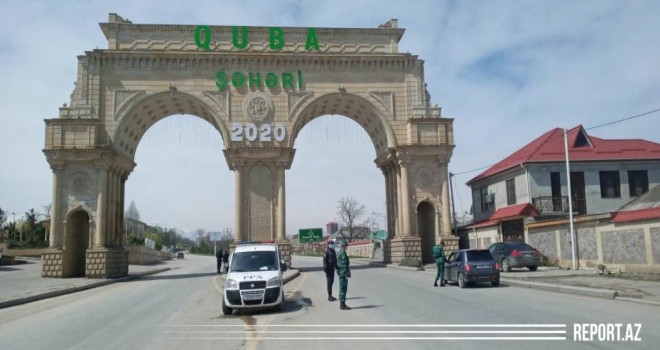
xmin=488 ymin=242 xmax=541 ymax=272
xmin=222 ymin=243 xmax=287 ymax=315
xmin=444 ymin=249 xmax=500 ymax=288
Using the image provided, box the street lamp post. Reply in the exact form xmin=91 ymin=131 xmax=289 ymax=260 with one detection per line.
xmin=11 ymin=212 xmax=16 ymax=241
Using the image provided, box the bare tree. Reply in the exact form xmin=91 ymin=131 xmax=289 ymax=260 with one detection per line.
xmin=125 ymin=200 xmax=141 ymax=221
xmin=336 ymin=197 xmax=369 ymax=242
xmin=0 ymin=207 xmax=6 ymax=228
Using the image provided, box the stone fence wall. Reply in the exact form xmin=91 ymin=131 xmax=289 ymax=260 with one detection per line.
xmin=127 ymin=246 xmax=169 ymax=265
xmin=528 ymin=219 xmax=660 ymax=273
xmin=346 ymin=241 xmax=373 ymax=258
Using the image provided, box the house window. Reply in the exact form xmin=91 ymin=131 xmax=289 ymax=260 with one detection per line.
xmin=480 ymin=187 xmax=490 ymax=211
xmin=599 ymin=171 xmax=621 ymax=198
xmin=506 ymin=179 xmax=516 ymax=205
xmin=628 ymin=170 xmax=649 ymax=197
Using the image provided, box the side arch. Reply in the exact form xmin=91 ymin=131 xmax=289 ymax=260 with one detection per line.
xmin=62 ymin=207 xmax=93 ymax=277
xmin=416 ymin=199 xmax=437 ymax=264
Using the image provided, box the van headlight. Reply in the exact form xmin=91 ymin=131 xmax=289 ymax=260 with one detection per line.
xmin=225 ymin=278 xmax=238 ymax=289
xmin=267 ymin=276 xmax=281 ymax=287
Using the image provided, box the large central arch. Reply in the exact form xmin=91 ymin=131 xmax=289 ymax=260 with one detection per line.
xmin=42 ymin=14 xmax=456 ymax=278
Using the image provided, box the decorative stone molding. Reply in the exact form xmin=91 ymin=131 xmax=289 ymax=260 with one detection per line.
xmin=202 ymin=90 xmax=230 ymax=117
xmin=368 ymin=91 xmax=394 ymax=116
xmin=287 ymin=91 xmax=314 ymax=119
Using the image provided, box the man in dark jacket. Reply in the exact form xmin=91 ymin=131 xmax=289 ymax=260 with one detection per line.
xmin=215 ymin=249 xmax=222 ymax=274
xmin=322 ymin=240 xmax=337 ymax=302
xmin=222 ymin=250 xmax=230 ymax=273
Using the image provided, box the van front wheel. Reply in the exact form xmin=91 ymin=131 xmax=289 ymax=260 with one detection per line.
xmin=275 ymin=291 xmax=285 ymax=312
xmin=222 ymin=299 xmax=232 ymax=315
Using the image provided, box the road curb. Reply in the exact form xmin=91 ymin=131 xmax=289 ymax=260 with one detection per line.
xmin=0 ymin=267 xmax=170 ymax=309
xmin=502 ymin=278 xmax=618 ymax=299
xmin=615 ymin=296 xmax=660 ymax=307
xmin=283 ymin=270 xmax=301 ymax=284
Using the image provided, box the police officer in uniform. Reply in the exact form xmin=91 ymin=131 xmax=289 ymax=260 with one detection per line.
xmin=336 ymin=241 xmax=352 ymax=310
xmin=433 ymin=241 xmax=446 ymax=287
xmin=323 ymin=240 xmax=337 ymax=301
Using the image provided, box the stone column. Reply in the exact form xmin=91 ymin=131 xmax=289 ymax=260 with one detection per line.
xmin=49 ymin=165 xmax=63 ymax=249
xmin=113 ymin=171 xmax=121 ymax=246
xmin=276 ymin=164 xmax=286 ymax=241
xmin=441 ymin=164 xmax=452 ymax=236
xmin=382 ymin=166 xmax=392 ymax=238
xmin=234 ymin=162 xmax=245 ymax=242
xmin=118 ymin=175 xmax=126 ymax=247
xmin=95 ymin=166 xmax=108 ymax=248
xmin=107 ymin=171 xmax=116 ymax=247
xmin=399 ymin=159 xmax=412 ymax=237
xmin=396 ymin=165 xmax=403 ymax=237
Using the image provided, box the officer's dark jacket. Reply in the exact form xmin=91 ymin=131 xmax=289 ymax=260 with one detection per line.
xmin=323 ymin=248 xmax=337 ymax=273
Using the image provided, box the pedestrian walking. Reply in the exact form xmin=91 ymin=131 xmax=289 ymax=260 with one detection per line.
xmin=215 ymin=249 xmax=222 ymax=274
xmin=222 ymin=250 xmax=230 ymax=273
xmin=322 ymin=240 xmax=338 ymax=301
xmin=433 ymin=241 xmax=446 ymax=287
xmin=336 ymin=241 xmax=352 ymax=310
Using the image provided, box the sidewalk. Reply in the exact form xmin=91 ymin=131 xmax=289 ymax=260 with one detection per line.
xmin=0 ymin=256 xmax=300 ymax=309
xmin=351 ymin=258 xmax=660 ymax=306
xmin=0 ymin=257 xmax=172 ymax=309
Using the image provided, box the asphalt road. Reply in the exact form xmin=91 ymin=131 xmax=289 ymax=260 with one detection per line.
xmin=0 ymin=254 xmax=657 ymax=350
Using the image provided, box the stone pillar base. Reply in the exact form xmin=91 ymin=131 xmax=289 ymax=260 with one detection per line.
xmin=382 ymin=239 xmax=392 ymax=264
xmin=276 ymin=240 xmax=292 ymax=268
xmin=440 ymin=235 xmax=460 ymax=256
xmin=41 ymin=250 xmax=64 ymax=278
xmin=390 ymin=236 xmax=422 ymax=267
xmin=86 ymin=249 xmax=128 ymax=278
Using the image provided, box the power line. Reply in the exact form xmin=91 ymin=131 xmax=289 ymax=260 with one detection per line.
xmin=450 ymin=106 xmax=660 ymax=176
xmin=585 ymin=107 xmax=660 ymax=131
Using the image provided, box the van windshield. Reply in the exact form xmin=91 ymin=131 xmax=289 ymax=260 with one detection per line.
xmin=230 ymin=251 xmax=278 ymax=272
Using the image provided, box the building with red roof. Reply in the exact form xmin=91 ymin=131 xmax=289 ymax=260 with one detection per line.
xmin=462 ymin=126 xmax=660 ymax=248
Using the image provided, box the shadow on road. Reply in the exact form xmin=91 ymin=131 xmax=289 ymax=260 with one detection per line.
xmin=295 ymin=264 xmax=386 ymax=273
xmin=443 ymin=283 xmax=510 ymax=289
xmin=133 ymin=272 xmax=219 ymax=281
xmin=349 ymin=304 xmax=385 ymax=310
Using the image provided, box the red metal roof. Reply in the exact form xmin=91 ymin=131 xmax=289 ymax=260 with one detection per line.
xmin=467 ymin=219 xmax=499 ymax=229
xmin=467 ymin=125 xmax=660 ymax=184
xmin=465 ymin=203 xmax=539 ymax=229
xmin=612 ymin=207 xmax=660 ymax=223
xmin=490 ymin=203 xmax=540 ymax=220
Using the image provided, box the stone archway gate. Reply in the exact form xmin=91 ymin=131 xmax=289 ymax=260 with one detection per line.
xmin=42 ymin=13 xmax=456 ymax=278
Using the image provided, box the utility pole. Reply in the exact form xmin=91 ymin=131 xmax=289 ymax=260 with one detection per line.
xmin=564 ymin=128 xmax=577 ymax=270
xmin=449 ymin=172 xmax=458 ymax=236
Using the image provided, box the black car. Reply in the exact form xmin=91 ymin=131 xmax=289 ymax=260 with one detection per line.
xmin=444 ymin=249 xmax=500 ymax=288
xmin=488 ymin=242 xmax=541 ymax=272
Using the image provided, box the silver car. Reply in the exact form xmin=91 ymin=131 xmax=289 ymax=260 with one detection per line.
xmin=488 ymin=242 xmax=541 ymax=272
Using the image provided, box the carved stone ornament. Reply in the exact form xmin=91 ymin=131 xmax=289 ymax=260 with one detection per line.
xmin=242 ymin=92 xmax=274 ymax=125
xmin=415 ymin=166 xmax=434 ymax=187
xmin=70 ymin=172 xmax=91 ymax=197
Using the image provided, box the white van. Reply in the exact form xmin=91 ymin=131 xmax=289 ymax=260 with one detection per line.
xmin=222 ymin=243 xmax=287 ymax=315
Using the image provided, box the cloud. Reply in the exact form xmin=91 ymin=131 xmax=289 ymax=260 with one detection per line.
xmin=0 ymin=0 xmax=659 ymax=235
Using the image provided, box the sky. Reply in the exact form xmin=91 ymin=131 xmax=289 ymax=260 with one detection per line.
xmin=1 ymin=0 xmax=659 ymax=237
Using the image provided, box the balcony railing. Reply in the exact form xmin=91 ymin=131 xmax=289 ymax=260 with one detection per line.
xmin=532 ymin=196 xmax=586 ymax=216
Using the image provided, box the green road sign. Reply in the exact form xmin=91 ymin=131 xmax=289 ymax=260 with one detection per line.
xmin=298 ymin=228 xmax=322 ymax=243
